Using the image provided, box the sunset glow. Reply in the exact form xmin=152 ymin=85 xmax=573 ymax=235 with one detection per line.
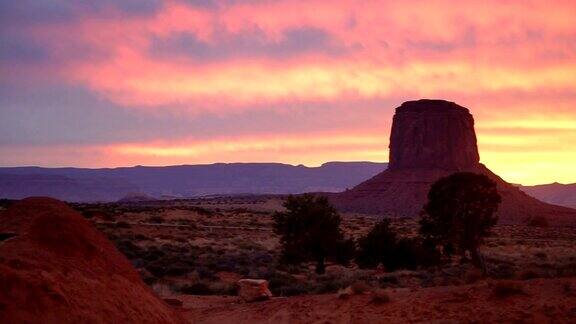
xmin=1 ymin=0 xmax=575 ymax=185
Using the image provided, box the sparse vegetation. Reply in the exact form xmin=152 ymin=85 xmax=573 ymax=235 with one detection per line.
xmin=273 ymin=194 xmax=354 ymax=274
xmin=526 ymin=216 xmax=549 ymax=228
xmin=356 ymin=219 xmax=441 ymax=271
xmin=492 ymin=280 xmax=525 ymax=298
xmin=420 ymin=172 xmax=502 ymax=270
xmin=350 ymin=280 xmax=371 ymax=294
xmin=371 ymin=288 xmax=391 ymax=304
xmin=68 ymin=197 xmax=576 ymax=299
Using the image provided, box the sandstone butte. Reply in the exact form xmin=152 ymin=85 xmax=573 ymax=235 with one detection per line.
xmin=0 ymin=197 xmax=186 ymax=324
xmin=330 ymin=99 xmax=576 ymax=224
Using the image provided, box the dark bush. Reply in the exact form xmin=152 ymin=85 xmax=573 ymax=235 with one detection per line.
xmin=356 ymin=219 xmax=398 ymax=269
xmin=526 ymin=216 xmax=549 ymax=228
xmin=116 ymin=221 xmax=131 ymax=228
xmin=147 ymin=215 xmax=164 ymax=224
xmin=274 ymin=194 xmax=353 ymax=274
xmin=420 ymin=172 xmax=501 ymax=270
xmin=371 ymin=289 xmax=391 ymax=304
xmin=115 ymin=240 xmax=142 ymax=259
xmin=180 ymin=283 xmax=212 ymax=295
xmin=356 ymin=219 xmax=441 ymax=271
xmin=492 ymin=281 xmax=525 ymax=298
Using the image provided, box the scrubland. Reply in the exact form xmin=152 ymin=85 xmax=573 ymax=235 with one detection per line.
xmin=73 ymin=196 xmax=576 ymax=301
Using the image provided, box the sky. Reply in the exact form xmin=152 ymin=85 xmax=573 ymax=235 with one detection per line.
xmin=1 ymin=0 xmax=575 ymax=185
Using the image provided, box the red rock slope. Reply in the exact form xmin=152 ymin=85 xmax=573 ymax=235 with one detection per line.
xmin=0 ymin=197 xmax=185 ymax=324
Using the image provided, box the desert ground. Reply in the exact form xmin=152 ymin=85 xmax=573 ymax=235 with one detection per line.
xmin=64 ymin=196 xmax=576 ymax=323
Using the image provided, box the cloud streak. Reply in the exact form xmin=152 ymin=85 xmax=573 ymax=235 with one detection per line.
xmin=1 ymin=0 xmax=576 ymax=185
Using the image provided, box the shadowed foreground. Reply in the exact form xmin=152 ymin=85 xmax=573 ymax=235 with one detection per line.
xmin=180 ymin=278 xmax=576 ymax=323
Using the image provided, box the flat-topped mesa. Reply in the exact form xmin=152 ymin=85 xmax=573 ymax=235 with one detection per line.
xmin=389 ymin=99 xmax=480 ymax=170
xmin=329 ymin=99 xmax=576 ymax=224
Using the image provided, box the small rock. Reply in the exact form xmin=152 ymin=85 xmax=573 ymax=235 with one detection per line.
xmin=163 ymin=298 xmax=183 ymax=307
xmin=238 ymin=279 xmax=273 ymax=302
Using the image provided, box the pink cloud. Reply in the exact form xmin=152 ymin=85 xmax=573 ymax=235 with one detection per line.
xmin=2 ymin=0 xmax=576 ymax=185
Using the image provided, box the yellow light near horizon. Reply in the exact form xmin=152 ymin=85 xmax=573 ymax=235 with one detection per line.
xmin=111 ymin=134 xmax=386 ymax=159
xmin=481 ymin=150 xmax=576 ymax=185
xmin=478 ymin=122 xmax=576 ymax=184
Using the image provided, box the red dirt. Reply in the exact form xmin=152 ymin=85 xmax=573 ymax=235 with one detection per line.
xmin=0 ymin=197 xmax=185 ymax=324
xmin=180 ymin=278 xmax=576 ymax=323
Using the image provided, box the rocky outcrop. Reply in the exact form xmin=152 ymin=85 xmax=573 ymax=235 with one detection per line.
xmin=0 ymin=197 xmax=185 ymax=323
xmin=330 ymin=99 xmax=576 ymax=224
xmin=389 ymin=100 xmax=479 ymax=170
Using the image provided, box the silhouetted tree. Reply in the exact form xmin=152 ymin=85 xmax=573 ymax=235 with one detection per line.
xmin=419 ymin=172 xmax=501 ymax=271
xmin=355 ymin=219 xmax=398 ymax=269
xmin=356 ymin=219 xmax=441 ymax=271
xmin=273 ymin=194 xmax=353 ymax=274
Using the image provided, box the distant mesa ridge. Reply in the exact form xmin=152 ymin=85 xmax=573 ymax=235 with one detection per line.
xmin=0 ymin=162 xmax=387 ymax=201
xmin=0 ymin=100 xmax=575 ymax=222
xmin=330 ymin=99 xmax=576 ymax=224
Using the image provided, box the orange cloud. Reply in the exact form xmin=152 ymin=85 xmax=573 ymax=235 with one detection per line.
xmin=3 ymin=0 xmax=576 ymax=185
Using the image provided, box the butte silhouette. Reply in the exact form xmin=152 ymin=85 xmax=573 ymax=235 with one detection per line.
xmin=330 ymin=99 xmax=576 ymax=224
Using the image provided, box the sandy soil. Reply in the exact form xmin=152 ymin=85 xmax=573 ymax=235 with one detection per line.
xmin=178 ymin=278 xmax=576 ymax=324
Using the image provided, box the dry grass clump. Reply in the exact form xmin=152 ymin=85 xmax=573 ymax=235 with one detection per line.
xmin=562 ymin=282 xmax=573 ymax=296
xmin=350 ymin=280 xmax=371 ymax=294
xmin=464 ymin=268 xmax=484 ymax=284
xmin=517 ymin=270 xmax=541 ymax=280
xmin=337 ymin=281 xmax=371 ymax=299
xmin=370 ymin=288 xmax=391 ymax=305
xmin=492 ymin=280 xmax=526 ymax=298
xmin=526 ymin=216 xmax=549 ymax=228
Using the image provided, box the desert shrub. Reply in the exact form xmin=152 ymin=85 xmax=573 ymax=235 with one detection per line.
xmin=116 ymin=221 xmax=131 ymax=228
xmin=208 ymin=282 xmax=238 ymax=296
xmin=350 ymin=281 xmax=371 ymax=294
xmin=356 ymin=219 xmax=397 ymax=269
xmin=464 ymin=268 xmax=484 ymax=284
xmin=134 ymin=233 xmax=150 ymax=241
xmin=492 ymin=281 xmax=525 ymax=298
xmin=273 ymin=194 xmax=354 ymax=274
xmin=164 ymin=261 xmax=193 ymax=276
xmin=534 ymin=252 xmax=548 ymax=259
xmin=314 ymin=279 xmax=342 ymax=294
xmin=180 ymin=282 xmax=212 ymax=295
xmin=337 ymin=288 xmax=351 ymax=299
xmin=371 ymin=289 xmax=391 ymax=304
xmin=526 ymin=216 xmax=549 ymax=228
xmin=195 ymin=266 xmax=216 ymax=280
xmin=174 ymin=218 xmax=195 ymax=226
xmin=234 ymin=238 xmax=265 ymax=251
xmin=518 ymin=270 xmax=541 ymax=280
xmin=115 ymin=240 xmax=142 ymax=259
xmin=378 ymin=276 xmax=399 ymax=286
xmin=488 ymin=260 xmax=516 ymax=279
xmin=0 ymin=199 xmax=15 ymax=209
xmin=267 ymin=271 xmax=309 ymax=296
xmin=356 ymin=219 xmax=441 ymax=271
xmin=143 ymin=248 xmax=165 ymax=261
xmin=145 ymin=263 xmax=165 ymax=277
xmin=562 ymin=282 xmax=573 ymax=295
xmin=280 ymin=283 xmax=311 ymax=296
xmin=147 ymin=215 xmax=164 ymax=224
xmin=420 ymin=172 xmax=501 ymax=270
xmin=557 ymin=262 xmax=576 ymax=277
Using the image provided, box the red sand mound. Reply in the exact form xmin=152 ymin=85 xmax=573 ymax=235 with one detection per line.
xmin=0 ymin=197 xmax=185 ymax=324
